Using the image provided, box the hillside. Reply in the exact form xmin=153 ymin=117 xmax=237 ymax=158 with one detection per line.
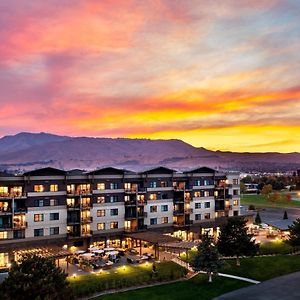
xmin=0 ymin=132 xmax=299 ymax=172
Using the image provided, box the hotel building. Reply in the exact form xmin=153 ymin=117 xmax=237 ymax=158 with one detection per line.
xmin=0 ymin=166 xmax=240 ymax=269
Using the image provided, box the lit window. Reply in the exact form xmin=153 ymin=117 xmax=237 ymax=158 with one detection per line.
xmin=0 ymin=232 xmax=8 ymax=239
xmin=0 ymin=186 xmax=9 ymax=197
xmin=97 ymin=209 xmax=105 ymax=217
xmin=150 ymin=206 xmax=157 ymax=213
xmin=34 ymin=185 xmax=44 ymax=192
xmin=97 ymin=196 xmax=105 ymax=204
xmin=194 ymin=191 xmax=201 ymax=198
xmin=97 ymin=223 xmax=105 ymax=230
xmin=97 ymin=183 xmax=105 ymax=190
xmin=34 ymin=214 xmax=44 ymax=222
xmin=50 ymin=184 xmax=58 ymax=192
xmin=149 ymin=194 xmax=157 ymax=200
xmin=161 ymin=217 xmax=168 ymax=224
xmin=110 ymin=222 xmax=118 ymax=229
xmin=233 ymin=200 xmax=238 ymax=206
xmin=204 ymin=191 xmax=210 ymax=197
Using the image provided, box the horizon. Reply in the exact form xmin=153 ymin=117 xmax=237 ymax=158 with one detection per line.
xmin=1 ymin=131 xmax=299 ymax=154
xmin=0 ymin=1 xmax=300 ymax=152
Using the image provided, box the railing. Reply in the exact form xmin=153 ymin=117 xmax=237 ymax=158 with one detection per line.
xmin=67 ymin=204 xmax=80 ymax=210
xmin=67 ymin=218 xmax=80 ymax=225
xmin=138 ymin=212 xmax=147 ymax=218
xmin=125 ymin=188 xmax=137 ymax=193
xmin=14 ymin=207 xmax=28 ymax=214
xmin=173 ymin=210 xmax=184 ymax=216
xmin=67 ymin=232 xmax=81 ymax=238
xmin=125 ymin=214 xmax=137 ymax=219
xmin=81 ymin=216 xmax=93 ymax=223
xmin=0 ymin=208 xmax=12 ymax=214
xmin=0 ymin=192 xmax=26 ymax=198
xmin=13 ymin=222 xmax=28 ymax=229
xmin=184 ymin=208 xmax=193 ymax=214
xmin=80 ymin=203 xmax=92 ymax=209
xmin=81 ymin=230 xmax=93 ymax=237
xmin=67 ymin=190 xmax=92 ymax=196
xmin=124 ymin=201 xmax=137 ymax=206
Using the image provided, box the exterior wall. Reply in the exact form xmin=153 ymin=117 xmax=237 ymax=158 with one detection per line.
xmin=144 ymin=199 xmax=173 ymax=227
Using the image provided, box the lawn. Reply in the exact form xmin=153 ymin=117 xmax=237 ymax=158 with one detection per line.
xmin=93 ymin=275 xmax=250 ymax=300
xmin=241 ymin=193 xmax=300 ymax=208
xmin=69 ymin=261 xmax=187 ymax=298
xmin=258 ymin=240 xmax=294 ymax=255
xmin=220 ymin=255 xmax=300 ymax=281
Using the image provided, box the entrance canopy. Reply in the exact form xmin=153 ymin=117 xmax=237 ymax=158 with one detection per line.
xmin=14 ymin=247 xmax=71 ymax=260
xmin=126 ymin=231 xmax=180 ymax=245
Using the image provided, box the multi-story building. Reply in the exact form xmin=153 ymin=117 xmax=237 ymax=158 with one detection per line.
xmin=0 ymin=166 xmax=240 ymax=269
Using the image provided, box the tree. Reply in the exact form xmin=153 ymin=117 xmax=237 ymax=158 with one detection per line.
xmin=240 ymin=182 xmax=247 ymax=195
xmin=0 ymin=254 xmax=73 ymax=300
xmin=283 ymin=210 xmax=288 ymax=220
xmin=285 ymin=194 xmax=292 ymax=203
xmin=288 ymin=218 xmax=300 ymax=248
xmin=217 ymin=217 xmax=258 ymax=266
xmin=269 ymin=192 xmax=281 ymax=203
xmin=254 ymin=212 xmax=262 ymax=224
xmin=192 ymin=233 xmax=221 ymax=283
xmin=261 ymin=184 xmax=273 ymax=200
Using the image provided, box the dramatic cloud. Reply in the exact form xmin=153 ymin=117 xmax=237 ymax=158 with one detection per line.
xmin=0 ymin=0 xmax=299 ymax=152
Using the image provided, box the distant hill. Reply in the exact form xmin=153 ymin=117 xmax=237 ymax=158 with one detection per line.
xmin=0 ymin=132 xmax=299 ymax=172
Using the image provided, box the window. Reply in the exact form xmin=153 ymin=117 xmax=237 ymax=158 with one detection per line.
xmin=195 ymin=180 xmax=201 ymax=186
xmin=137 ymin=194 xmax=145 ymax=202
xmin=233 ymin=211 xmax=239 ymax=216
xmin=204 ymin=213 xmax=210 ymax=219
xmin=11 ymin=186 xmax=22 ymax=197
xmin=50 ymin=184 xmax=58 ymax=192
xmin=50 ymin=213 xmax=59 ymax=221
xmin=50 ymin=227 xmax=59 ymax=235
xmin=194 ymin=191 xmax=201 ymax=198
xmin=204 ymin=191 xmax=210 ymax=197
xmin=110 ymin=222 xmax=118 ymax=229
xmin=161 ymin=217 xmax=168 ymax=224
xmin=50 ymin=199 xmax=58 ymax=206
xmin=150 ymin=182 xmax=157 ymax=188
xmin=34 ymin=185 xmax=44 ymax=192
xmin=34 ymin=214 xmax=44 ymax=222
xmin=97 ymin=209 xmax=105 ymax=217
xmin=0 ymin=186 xmax=9 ymax=197
xmin=110 ymin=196 xmax=118 ymax=203
xmin=34 ymin=199 xmax=44 ymax=207
xmin=34 ymin=229 xmax=44 ymax=236
xmin=161 ymin=205 xmax=168 ymax=212
xmin=0 ymin=232 xmax=8 ymax=239
xmin=149 ymin=194 xmax=157 ymax=200
xmin=124 ymin=195 xmax=130 ymax=202
xmin=67 ymin=184 xmax=75 ymax=194
xmin=204 ymin=202 xmax=210 ymax=209
xmin=150 ymin=206 xmax=157 ymax=213
xmin=204 ymin=180 xmax=210 ymax=186
xmin=79 ymin=184 xmax=90 ymax=193
xmin=161 ymin=193 xmax=168 ymax=199
xmin=233 ymin=189 xmax=239 ymax=195
xmin=110 ymin=209 xmax=118 ymax=216
xmin=233 ymin=200 xmax=238 ymax=206
xmin=97 ymin=223 xmax=105 ymax=230
xmin=195 ymin=214 xmax=201 ymax=220
xmin=97 ymin=183 xmax=105 ymax=190
xmin=150 ymin=218 xmax=157 ymax=225
xmin=110 ymin=183 xmax=118 ymax=189
xmin=97 ymin=196 xmax=105 ymax=204
xmin=160 ymin=181 xmax=167 ymax=187
xmin=233 ymin=179 xmax=239 ymax=185
xmin=195 ymin=203 xmax=201 ymax=209
xmin=13 ymin=230 xmax=25 ymax=239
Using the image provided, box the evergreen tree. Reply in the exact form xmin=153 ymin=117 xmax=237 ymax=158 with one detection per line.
xmin=288 ymin=218 xmax=300 ymax=248
xmin=192 ymin=232 xmax=221 ymax=283
xmin=283 ymin=210 xmax=288 ymax=220
xmin=254 ymin=212 xmax=262 ymax=224
xmin=0 ymin=254 xmax=73 ymax=300
xmin=217 ymin=217 xmax=258 ymax=266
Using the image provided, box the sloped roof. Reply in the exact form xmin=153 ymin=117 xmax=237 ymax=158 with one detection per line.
xmin=184 ymin=166 xmax=216 ymax=174
xmin=23 ymin=167 xmax=66 ymax=176
xmin=141 ymin=166 xmax=176 ymax=174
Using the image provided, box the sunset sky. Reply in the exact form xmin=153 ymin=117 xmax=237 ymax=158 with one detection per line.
xmin=0 ymin=0 xmax=299 ymax=152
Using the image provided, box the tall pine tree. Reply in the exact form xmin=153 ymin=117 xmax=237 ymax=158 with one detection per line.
xmin=217 ymin=217 xmax=258 ymax=266
xmin=192 ymin=232 xmax=221 ymax=282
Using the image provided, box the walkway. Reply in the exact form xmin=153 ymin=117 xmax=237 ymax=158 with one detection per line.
xmin=214 ymin=271 xmax=300 ymax=300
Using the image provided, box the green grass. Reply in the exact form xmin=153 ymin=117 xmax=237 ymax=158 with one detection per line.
xmin=93 ymin=275 xmax=250 ymax=300
xmin=241 ymin=193 xmax=300 ymax=208
xmin=69 ymin=262 xmax=187 ymax=298
xmin=178 ymin=248 xmax=197 ymax=264
xmin=220 ymin=255 xmax=300 ymax=281
xmin=258 ymin=240 xmax=294 ymax=255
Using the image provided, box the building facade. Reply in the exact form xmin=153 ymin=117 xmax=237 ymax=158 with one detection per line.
xmin=0 ymin=166 xmax=240 ymax=268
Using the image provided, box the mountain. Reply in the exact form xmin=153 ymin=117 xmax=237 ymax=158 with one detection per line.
xmin=0 ymin=132 xmax=299 ymax=172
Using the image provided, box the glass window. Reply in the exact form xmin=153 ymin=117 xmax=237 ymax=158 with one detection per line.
xmin=233 ymin=189 xmax=239 ymax=195
xmin=195 ymin=203 xmax=201 ymax=209
xmin=150 ymin=206 xmax=157 ymax=213
xmin=50 ymin=213 xmax=59 ymax=221
xmin=150 ymin=218 xmax=157 ymax=225
xmin=34 ymin=214 xmax=44 ymax=222
xmin=150 ymin=182 xmax=157 ymax=188
xmin=97 ymin=196 xmax=105 ymax=204
xmin=160 ymin=181 xmax=167 ymax=187
xmin=0 ymin=232 xmax=8 ymax=239
xmin=50 ymin=199 xmax=58 ymax=206
xmin=195 ymin=214 xmax=201 ymax=220
xmin=34 ymin=199 xmax=44 ymax=207
xmin=204 ymin=202 xmax=210 ymax=209
xmin=110 ymin=222 xmax=118 ymax=229
xmin=110 ymin=209 xmax=118 ymax=216
xmin=233 ymin=179 xmax=239 ymax=185
xmin=97 ymin=183 xmax=105 ymax=190
xmin=97 ymin=223 xmax=105 ymax=230
xmin=161 ymin=217 xmax=168 ymax=224
xmin=161 ymin=205 xmax=168 ymax=212
xmin=195 ymin=180 xmax=201 ymax=186
xmin=50 ymin=184 xmax=58 ymax=192
xmin=110 ymin=183 xmax=118 ymax=189
xmin=149 ymin=194 xmax=157 ymax=200
xmin=204 ymin=213 xmax=210 ymax=219
xmin=50 ymin=227 xmax=59 ymax=235
xmin=204 ymin=191 xmax=210 ymax=197
xmin=34 ymin=185 xmax=44 ymax=192
xmin=97 ymin=209 xmax=105 ymax=217
xmin=204 ymin=180 xmax=210 ymax=186
xmin=110 ymin=196 xmax=118 ymax=203
xmin=34 ymin=228 xmax=44 ymax=236
xmin=233 ymin=200 xmax=238 ymax=206
xmin=194 ymin=191 xmax=201 ymax=198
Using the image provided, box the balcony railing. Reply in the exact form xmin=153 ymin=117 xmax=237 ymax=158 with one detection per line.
xmin=67 ymin=232 xmax=81 ymax=238
xmin=138 ymin=212 xmax=147 ymax=218
xmin=125 ymin=200 xmax=137 ymax=206
xmin=81 ymin=230 xmax=93 ymax=237
xmin=67 ymin=204 xmax=80 ymax=210
xmin=125 ymin=188 xmax=137 ymax=193
xmin=67 ymin=190 xmax=91 ymax=196
xmin=184 ymin=208 xmax=193 ymax=214
xmin=81 ymin=216 xmax=93 ymax=223
xmin=13 ymin=222 xmax=28 ymax=229
xmin=14 ymin=207 xmax=28 ymax=214
xmin=67 ymin=218 xmax=80 ymax=225
xmin=0 ymin=208 xmax=12 ymax=214
xmin=80 ymin=203 xmax=92 ymax=209
xmin=0 ymin=192 xmax=26 ymax=198
xmin=173 ymin=210 xmax=184 ymax=216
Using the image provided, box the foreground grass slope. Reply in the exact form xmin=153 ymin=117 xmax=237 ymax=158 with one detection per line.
xmin=241 ymin=194 xmax=300 ymax=208
xmin=95 ymin=275 xmax=250 ymax=300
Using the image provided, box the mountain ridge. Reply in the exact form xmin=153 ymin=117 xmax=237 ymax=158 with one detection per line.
xmin=0 ymin=132 xmax=299 ymax=172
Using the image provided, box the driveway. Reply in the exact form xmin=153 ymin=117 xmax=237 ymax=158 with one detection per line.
xmin=214 ymin=271 xmax=300 ymax=300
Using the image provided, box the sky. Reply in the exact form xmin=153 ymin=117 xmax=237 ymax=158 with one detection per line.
xmin=0 ymin=0 xmax=299 ymax=153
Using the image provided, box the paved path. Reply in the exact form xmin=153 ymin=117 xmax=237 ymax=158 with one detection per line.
xmin=214 ymin=271 xmax=300 ymax=300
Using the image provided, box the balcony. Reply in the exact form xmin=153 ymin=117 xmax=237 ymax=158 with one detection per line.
xmin=0 ymin=192 xmax=26 ymax=199
xmin=13 ymin=222 xmax=28 ymax=229
xmin=67 ymin=232 xmax=81 ymax=239
xmin=173 ymin=210 xmax=184 ymax=216
xmin=0 ymin=208 xmax=12 ymax=215
xmin=14 ymin=207 xmax=28 ymax=214
xmin=81 ymin=230 xmax=93 ymax=237
xmin=125 ymin=214 xmax=137 ymax=220
xmin=184 ymin=208 xmax=193 ymax=214
xmin=80 ymin=203 xmax=92 ymax=209
xmin=0 ymin=224 xmax=13 ymax=230
xmin=137 ymin=200 xmax=147 ymax=206
xmin=81 ymin=216 xmax=93 ymax=223
xmin=67 ymin=190 xmax=92 ymax=196
xmin=67 ymin=204 xmax=80 ymax=210
xmin=67 ymin=218 xmax=80 ymax=225
xmin=125 ymin=188 xmax=138 ymax=194
xmin=184 ymin=197 xmax=191 ymax=203
xmin=125 ymin=200 xmax=137 ymax=206
xmin=138 ymin=212 xmax=147 ymax=218
xmin=173 ymin=198 xmax=184 ymax=204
